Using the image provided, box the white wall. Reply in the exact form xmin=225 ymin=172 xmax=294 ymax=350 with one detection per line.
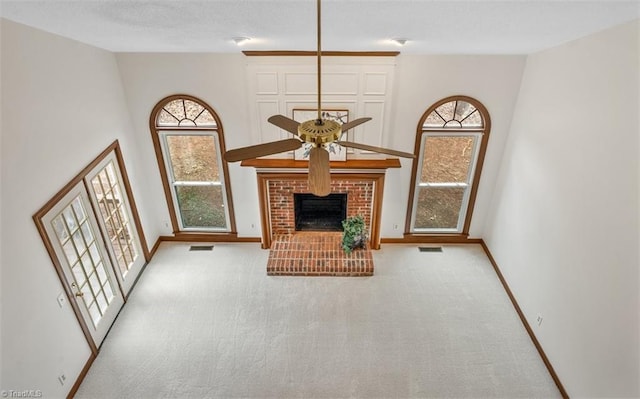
xmin=484 ymin=20 xmax=640 ymax=397
xmin=115 ymin=53 xmax=262 ymax=237
xmin=0 ymin=19 xmax=151 ymax=398
xmin=116 ymin=53 xmax=526 ymax=239
xmin=382 ymin=54 xmax=526 ymax=237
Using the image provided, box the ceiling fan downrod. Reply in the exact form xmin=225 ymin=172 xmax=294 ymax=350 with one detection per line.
xmin=316 ymin=0 xmax=322 ymax=124
xmin=301 ymin=0 xmax=342 ymax=147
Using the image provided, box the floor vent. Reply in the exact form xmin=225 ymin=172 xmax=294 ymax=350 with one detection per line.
xmin=418 ymin=246 xmax=443 ymax=253
xmin=189 ymin=245 xmax=214 ymax=251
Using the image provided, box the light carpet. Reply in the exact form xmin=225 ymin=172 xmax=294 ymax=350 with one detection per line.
xmin=75 ymin=242 xmax=561 ymax=398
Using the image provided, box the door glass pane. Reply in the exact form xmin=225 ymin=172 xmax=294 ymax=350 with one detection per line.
xmin=421 ymin=136 xmax=474 ymax=183
xmin=72 ymin=230 xmax=85 ymax=253
xmin=52 ymin=218 xmax=69 ymax=242
xmin=62 ymin=239 xmax=78 ymax=265
xmin=73 ymin=265 xmax=86 ymax=285
xmin=80 ymin=222 xmax=94 ymax=243
xmin=81 ymin=255 xmax=94 ymax=276
xmin=166 ymin=135 xmax=220 ymax=181
xmin=175 ymin=185 xmax=226 ymax=228
xmin=89 ymin=272 xmax=101 ymax=294
xmin=62 ymin=207 xmax=77 ymax=231
xmin=81 ymin=252 xmax=93 ymax=272
xmin=96 ymin=293 xmax=108 ymax=314
xmin=97 ymin=266 xmax=107 ymax=285
xmin=71 ymin=197 xmax=86 ymax=223
xmin=88 ymin=303 xmax=101 ymax=326
xmin=80 ymin=283 xmax=93 ymax=300
xmin=103 ymin=282 xmax=114 ymax=302
xmin=414 ymin=187 xmax=465 ymax=229
xmin=89 ymin=243 xmax=100 ymax=264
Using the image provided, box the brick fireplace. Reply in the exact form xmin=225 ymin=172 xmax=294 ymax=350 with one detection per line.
xmin=241 ymin=158 xmax=401 ymax=275
xmin=265 ymin=175 xmax=378 ymax=239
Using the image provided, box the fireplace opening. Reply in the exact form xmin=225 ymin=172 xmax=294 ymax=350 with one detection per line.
xmin=294 ymin=193 xmax=347 ymax=231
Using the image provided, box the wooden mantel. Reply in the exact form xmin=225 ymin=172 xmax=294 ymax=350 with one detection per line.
xmin=240 ymin=158 xmax=401 ymax=170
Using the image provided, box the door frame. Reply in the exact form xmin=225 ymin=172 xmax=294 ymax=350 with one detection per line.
xmin=33 ymin=140 xmax=149 ymax=354
xmin=41 ymin=182 xmax=126 ymax=347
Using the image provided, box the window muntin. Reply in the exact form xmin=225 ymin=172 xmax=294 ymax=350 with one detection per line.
xmin=152 ymin=95 xmax=234 ymax=233
xmin=157 ymin=98 xmax=217 ymax=127
xmin=408 ymin=97 xmax=489 ymax=234
xmin=423 ymin=100 xmax=483 ymax=129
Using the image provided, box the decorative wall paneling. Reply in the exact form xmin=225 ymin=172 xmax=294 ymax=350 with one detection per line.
xmin=246 ymin=56 xmax=397 ymax=158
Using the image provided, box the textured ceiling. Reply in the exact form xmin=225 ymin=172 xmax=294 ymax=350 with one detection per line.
xmin=1 ymin=0 xmax=638 ymax=54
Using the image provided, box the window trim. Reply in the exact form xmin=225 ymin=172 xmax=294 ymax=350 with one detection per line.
xmin=405 ymin=95 xmax=491 ymax=236
xmin=149 ymin=94 xmax=237 ymax=235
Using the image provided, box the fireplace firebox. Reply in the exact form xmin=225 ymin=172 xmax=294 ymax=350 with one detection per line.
xmin=294 ymin=193 xmax=347 ymax=231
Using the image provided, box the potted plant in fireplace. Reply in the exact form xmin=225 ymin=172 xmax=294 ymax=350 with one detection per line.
xmin=341 ymin=214 xmax=368 ymax=254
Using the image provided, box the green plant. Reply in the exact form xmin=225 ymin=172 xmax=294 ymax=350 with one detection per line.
xmin=341 ymin=214 xmax=368 ymax=254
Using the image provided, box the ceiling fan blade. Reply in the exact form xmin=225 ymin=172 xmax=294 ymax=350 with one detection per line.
xmin=224 ymin=138 xmax=302 ymax=162
xmin=340 ymin=117 xmax=372 ymax=133
xmin=337 ymin=140 xmax=416 ymax=159
xmin=267 ymin=115 xmax=301 ymax=136
xmin=308 ymin=146 xmax=331 ymax=197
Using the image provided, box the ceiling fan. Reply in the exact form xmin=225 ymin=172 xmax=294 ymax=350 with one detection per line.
xmin=224 ymin=0 xmax=415 ymax=197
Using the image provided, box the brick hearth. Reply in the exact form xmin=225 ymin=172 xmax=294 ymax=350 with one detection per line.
xmin=267 ymin=232 xmax=373 ymax=276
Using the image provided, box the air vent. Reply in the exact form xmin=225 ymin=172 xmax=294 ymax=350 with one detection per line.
xmin=189 ymin=245 xmax=214 ymax=251
xmin=418 ymin=246 xmax=443 ymax=253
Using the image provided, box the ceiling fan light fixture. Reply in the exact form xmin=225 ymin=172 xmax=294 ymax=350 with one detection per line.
xmin=232 ymin=36 xmax=251 ymax=45
xmin=298 ymin=119 xmax=342 ymax=145
xmin=391 ymin=38 xmax=409 ymax=46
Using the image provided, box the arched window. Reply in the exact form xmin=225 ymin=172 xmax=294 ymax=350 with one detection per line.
xmin=150 ymin=95 xmax=235 ymax=233
xmin=406 ymin=96 xmax=490 ymax=234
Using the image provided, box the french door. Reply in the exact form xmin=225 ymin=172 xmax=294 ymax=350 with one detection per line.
xmin=85 ymin=152 xmax=145 ymax=295
xmin=35 ymin=142 xmax=146 ymax=350
xmin=42 ymin=183 xmax=125 ymax=347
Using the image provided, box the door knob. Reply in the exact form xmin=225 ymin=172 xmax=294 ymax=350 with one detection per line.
xmin=71 ymin=282 xmax=84 ymax=298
